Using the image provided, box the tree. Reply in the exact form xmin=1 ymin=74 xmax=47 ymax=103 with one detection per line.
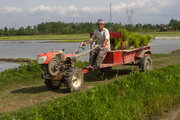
xmin=0 ymin=29 xmax=3 ymax=36
xmin=169 ymin=19 xmax=180 ymax=30
xmin=17 ymin=27 xmax=25 ymax=35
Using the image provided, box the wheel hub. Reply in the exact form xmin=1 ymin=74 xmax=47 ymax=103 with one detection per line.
xmin=72 ymin=73 xmax=81 ymax=88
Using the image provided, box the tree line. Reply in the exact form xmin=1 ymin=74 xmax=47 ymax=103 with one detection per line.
xmin=0 ymin=19 xmax=179 ymax=36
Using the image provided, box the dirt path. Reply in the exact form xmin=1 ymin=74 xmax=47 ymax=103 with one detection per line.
xmin=157 ymin=104 xmax=180 ymax=120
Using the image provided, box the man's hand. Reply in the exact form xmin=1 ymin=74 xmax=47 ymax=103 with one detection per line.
xmin=82 ymin=41 xmax=87 ymax=46
xmin=103 ymin=43 xmax=106 ymax=47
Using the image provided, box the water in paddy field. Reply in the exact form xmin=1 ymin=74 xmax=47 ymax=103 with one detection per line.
xmin=149 ymin=39 xmax=180 ymax=54
xmin=0 ymin=39 xmax=180 ymax=72
xmin=0 ymin=61 xmax=20 ymax=72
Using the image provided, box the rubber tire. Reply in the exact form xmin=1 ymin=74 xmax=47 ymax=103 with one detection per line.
xmin=48 ymin=58 xmax=60 ymax=76
xmin=64 ymin=67 xmax=84 ymax=92
xmin=139 ymin=56 xmax=152 ymax=72
xmin=100 ymin=67 xmax=112 ymax=73
xmin=44 ymin=79 xmax=61 ymax=90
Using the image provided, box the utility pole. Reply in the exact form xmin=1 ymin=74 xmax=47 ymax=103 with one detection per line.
xmin=126 ymin=8 xmax=134 ymax=25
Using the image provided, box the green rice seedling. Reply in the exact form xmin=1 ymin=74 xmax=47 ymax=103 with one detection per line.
xmin=110 ymin=29 xmax=152 ymax=50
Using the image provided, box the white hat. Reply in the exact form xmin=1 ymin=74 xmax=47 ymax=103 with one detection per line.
xmin=97 ymin=19 xmax=105 ymax=24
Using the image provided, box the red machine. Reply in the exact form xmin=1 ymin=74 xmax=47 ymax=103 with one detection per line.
xmin=37 ymin=32 xmax=152 ymax=92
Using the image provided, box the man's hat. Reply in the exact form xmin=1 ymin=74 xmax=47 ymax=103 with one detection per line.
xmin=97 ymin=19 xmax=105 ymax=24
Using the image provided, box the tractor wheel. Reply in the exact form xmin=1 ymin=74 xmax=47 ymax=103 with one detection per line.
xmin=44 ymin=79 xmax=61 ymax=90
xmin=48 ymin=58 xmax=60 ymax=76
xmin=139 ymin=56 xmax=152 ymax=72
xmin=100 ymin=67 xmax=112 ymax=73
xmin=64 ymin=67 xmax=84 ymax=92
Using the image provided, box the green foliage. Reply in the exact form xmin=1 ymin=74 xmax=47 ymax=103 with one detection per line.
xmin=74 ymin=61 xmax=88 ymax=68
xmin=2 ymin=64 xmax=180 ymax=120
xmin=0 ymin=61 xmax=41 ymax=87
xmin=110 ymin=29 xmax=152 ymax=50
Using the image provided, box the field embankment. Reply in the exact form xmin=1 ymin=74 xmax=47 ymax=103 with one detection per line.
xmin=0 ymin=34 xmax=89 ymax=41
xmin=137 ymin=31 xmax=180 ymax=38
xmin=1 ymin=63 xmax=180 ymax=120
xmin=0 ymin=31 xmax=180 ymax=41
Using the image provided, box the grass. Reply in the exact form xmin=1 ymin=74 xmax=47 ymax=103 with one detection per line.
xmin=0 ymin=31 xmax=180 ymax=41
xmin=1 ymin=63 xmax=180 ymax=120
xmin=0 ymin=61 xmax=42 ymax=89
xmin=0 ymin=34 xmax=89 ymax=41
xmin=41 ymin=39 xmax=85 ymax=43
xmin=136 ymin=31 xmax=180 ymax=38
xmin=0 ymin=58 xmax=32 ymax=63
xmin=151 ymin=49 xmax=180 ymax=69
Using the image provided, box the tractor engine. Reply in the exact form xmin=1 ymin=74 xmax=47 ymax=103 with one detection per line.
xmin=37 ymin=50 xmax=67 ymax=80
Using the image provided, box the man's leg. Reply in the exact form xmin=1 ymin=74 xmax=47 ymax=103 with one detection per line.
xmin=88 ymin=47 xmax=99 ymax=67
xmin=93 ymin=48 xmax=108 ymax=69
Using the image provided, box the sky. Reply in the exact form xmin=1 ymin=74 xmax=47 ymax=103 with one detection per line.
xmin=0 ymin=0 xmax=179 ymax=28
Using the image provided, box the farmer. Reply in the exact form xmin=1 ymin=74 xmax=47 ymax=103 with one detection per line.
xmin=83 ymin=19 xmax=110 ymax=69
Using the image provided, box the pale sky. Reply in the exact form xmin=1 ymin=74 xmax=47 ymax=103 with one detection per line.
xmin=0 ymin=0 xmax=179 ymax=28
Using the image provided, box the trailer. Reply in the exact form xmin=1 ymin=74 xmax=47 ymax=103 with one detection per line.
xmin=82 ymin=32 xmax=152 ymax=74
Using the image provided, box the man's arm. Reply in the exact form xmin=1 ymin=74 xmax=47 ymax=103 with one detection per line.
xmin=83 ymin=31 xmax=96 ymax=46
xmin=82 ymin=40 xmax=92 ymax=46
xmin=103 ymin=38 xmax=108 ymax=47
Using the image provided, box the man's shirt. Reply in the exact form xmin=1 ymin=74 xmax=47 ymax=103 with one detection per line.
xmin=90 ymin=28 xmax=110 ymax=50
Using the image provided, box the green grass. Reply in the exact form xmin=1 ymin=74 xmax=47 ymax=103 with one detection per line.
xmin=0 ymin=34 xmax=89 ymax=41
xmin=0 ymin=31 xmax=180 ymax=41
xmin=0 ymin=58 xmax=32 ymax=63
xmin=136 ymin=31 xmax=180 ymax=38
xmin=0 ymin=61 xmax=42 ymax=89
xmin=42 ymin=39 xmax=85 ymax=43
xmin=74 ymin=61 xmax=89 ymax=68
xmin=1 ymin=64 xmax=180 ymax=120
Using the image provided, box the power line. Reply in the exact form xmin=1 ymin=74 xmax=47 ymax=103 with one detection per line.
xmin=126 ymin=8 xmax=134 ymax=25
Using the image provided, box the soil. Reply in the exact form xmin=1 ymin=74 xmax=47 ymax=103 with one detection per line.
xmin=155 ymin=104 xmax=180 ymax=120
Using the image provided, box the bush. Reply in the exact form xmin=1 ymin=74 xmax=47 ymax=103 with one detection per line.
xmin=0 ymin=61 xmax=42 ymax=87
